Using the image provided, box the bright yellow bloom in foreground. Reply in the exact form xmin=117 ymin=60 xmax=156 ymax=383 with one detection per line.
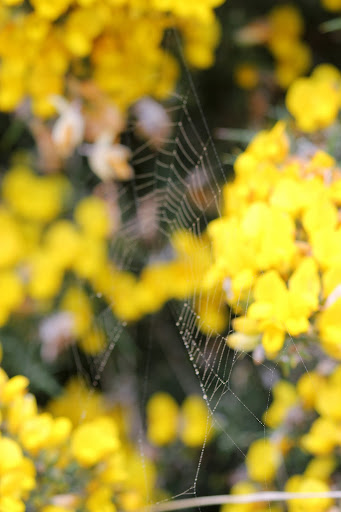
xmin=245 ymin=258 xmax=319 ymax=357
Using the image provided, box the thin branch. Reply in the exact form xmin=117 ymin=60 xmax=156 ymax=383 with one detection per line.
xmin=145 ymin=490 xmax=341 ymax=512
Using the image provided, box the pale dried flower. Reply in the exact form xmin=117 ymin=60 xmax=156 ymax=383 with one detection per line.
xmin=85 ymin=102 xmax=126 ymax=142
xmin=68 ymin=78 xmax=126 ymax=142
xmin=134 ymin=97 xmax=171 ymax=148
xmin=52 ymin=494 xmax=80 ymax=507
xmin=51 ymin=97 xmax=85 ymax=159
xmin=252 ymin=344 xmax=265 ymax=365
xmin=88 ymin=133 xmax=134 ymax=182
xmin=39 ymin=311 xmax=75 ymax=362
xmin=235 ymin=19 xmax=270 ymax=46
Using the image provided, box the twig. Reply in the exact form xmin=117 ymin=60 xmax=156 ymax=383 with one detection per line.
xmin=144 ymin=490 xmax=341 ymax=512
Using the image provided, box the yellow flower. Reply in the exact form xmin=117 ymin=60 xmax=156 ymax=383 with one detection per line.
xmin=0 ymin=437 xmax=24 ymax=474
xmin=19 ymin=412 xmax=54 ymax=454
xmin=303 ymin=198 xmax=338 ymax=238
xmin=78 ymin=326 xmax=106 ymax=354
xmin=246 ymin=439 xmax=281 ymax=483
xmin=44 ymin=221 xmax=81 ymax=269
xmin=248 ymin=258 xmax=320 ymax=357
xmin=286 ymin=66 xmax=341 ymax=132
xmin=71 ymin=416 xmax=120 ymax=467
xmin=286 ymin=475 xmax=333 ymax=512
xmin=205 ymin=203 xmax=296 ymax=296
xmin=0 ymin=271 xmax=24 ymax=325
xmin=301 ymin=418 xmax=340 ymax=455
xmin=0 ymin=496 xmax=25 ymax=512
xmin=0 ymin=208 xmax=24 ymax=268
xmin=49 ymin=417 xmax=72 ymax=446
xmin=247 ymin=121 xmax=289 ymax=163
xmin=7 ymin=394 xmax=38 ymax=435
xmin=29 ymin=0 xmax=72 ymax=20
xmin=0 ymin=376 xmax=29 ymax=404
xmin=317 ymin=298 xmax=341 ymax=358
xmin=234 ymin=63 xmax=260 ymax=90
xmin=304 ymin=456 xmax=337 ymax=481
xmin=180 ymin=395 xmax=213 ymax=447
xmin=221 ymin=480 xmax=282 ymax=512
xmin=60 ymin=287 xmax=92 ymax=337
xmin=72 ymin=235 xmax=107 ymax=281
xmin=0 ymin=0 xmax=224 ymax=117
xmin=315 ymin=367 xmax=341 ymax=421
xmin=321 ymin=0 xmax=341 ymax=11
xmin=268 ymin=5 xmax=304 ymax=39
xmin=264 ymin=380 xmax=297 ymax=428
xmin=74 ymin=196 xmax=112 ymax=239
xmin=146 ymin=392 xmax=179 ymax=446
xmin=0 ymin=369 xmax=157 ymax=511
xmin=297 ymin=373 xmax=326 ymax=410
xmin=85 ymin=486 xmax=116 ymax=512
xmin=48 ymin=377 xmax=109 ymax=426
xmin=226 ymin=330 xmax=260 ymax=352
xmin=28 ymin=249 xmax=64 ymax=301
xmin=195 ymin=292 xmax=228 ymax=334
xmin=2 ymin=166 xmax=68 ymax=223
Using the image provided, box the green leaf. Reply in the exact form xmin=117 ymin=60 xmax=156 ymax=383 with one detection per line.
xmin=1 ymin=334 xmax=62 ymax=397
xmin=320 ymin=17 xmax=341 ymax=33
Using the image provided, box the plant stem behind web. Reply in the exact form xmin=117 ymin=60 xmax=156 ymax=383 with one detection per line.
xmin=144 ymin=490 xmax=341 ymax=512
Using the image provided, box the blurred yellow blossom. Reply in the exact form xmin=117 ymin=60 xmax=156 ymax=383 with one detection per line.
xmin=264 ymin=380 xmax=298 ymax=428
xmin=286 ymin=64 xmax=341 ymax=132
xmin=0 ymin=0 xmax=225 ymax=117
xmin=0 ymin=368 xmax=157 ymax=510
xmin=245 ymin=439 xmax=281 ymax=483
xmin=285 ymin=475 xmax=333 ymax=512
xmin=147 ymin=392 xmax=213 ymax=448
xmin=234 ymin=64 xmax=260 ymax=90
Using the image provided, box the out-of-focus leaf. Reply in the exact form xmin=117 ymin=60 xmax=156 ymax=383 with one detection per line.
xmin=1 ymin=334 xmax=62 ymax=397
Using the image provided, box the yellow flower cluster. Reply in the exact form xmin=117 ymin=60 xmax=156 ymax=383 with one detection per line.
xmin=91 ymin=230 xmax=215 ymax=323
xmin=267 ymin=5 xmax=311 ymax=88
xmin=0 ymin=161 xmax=227 ymax=357
xmin=8 ymin=112 xmax=341 ymax=366
xmin=0 ymin=368 xmax=156 ymax=512
xmin=203 ymin=121 xmax=341 ymax=359
xmin=48 ymin=377 xmax=124 ymax=427
xmin=286 ymin=64 xmax=341 ymax=132
xmin=0 ymin=0 xmax=225 ymax=117
xmin=0 ymin=165 xmax=116 ymax=356
xmin=10 ymin=117 xmax=338 ymax=364
xmin=224 ymin=369 xmax=340 ymax=512
xmin=146 ymin=392 xmax=213 ymax=447
xmin=235 ymin=5 xmax=311 ymax=89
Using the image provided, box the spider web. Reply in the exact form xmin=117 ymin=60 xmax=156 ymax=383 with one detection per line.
xmin=72 ymin=27 xmax=306 ymax=509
